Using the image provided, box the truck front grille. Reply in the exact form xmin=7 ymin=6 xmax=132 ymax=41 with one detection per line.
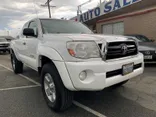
xmin=106 ymin=41 xmax=138 ymax=60
xmin=0 ymin=44 xmax=9 ymax=47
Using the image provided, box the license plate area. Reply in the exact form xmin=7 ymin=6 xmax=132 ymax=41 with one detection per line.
xmin=144 ymin=55 xmax=152 ymax=60
xmin=122 ymin=63 xmax=134 ymax=76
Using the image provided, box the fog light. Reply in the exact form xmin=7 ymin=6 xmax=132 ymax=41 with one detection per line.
xmin=79 ymin=71 xmax=87 ymax=81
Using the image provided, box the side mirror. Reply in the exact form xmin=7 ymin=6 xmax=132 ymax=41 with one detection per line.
xmin=23 ymin=28 xmax=37 ymax=37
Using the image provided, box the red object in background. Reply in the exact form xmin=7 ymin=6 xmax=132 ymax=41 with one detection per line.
xmin=75 ymin=18 xmax=78 ymax=21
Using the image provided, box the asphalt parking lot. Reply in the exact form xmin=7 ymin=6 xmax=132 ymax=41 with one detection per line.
xmin=0 ymin=54 xmax=156 ymax=117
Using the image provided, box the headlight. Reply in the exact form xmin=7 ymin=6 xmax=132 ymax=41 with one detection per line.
xmin=67 ymin=41 xmax=100 ymax=59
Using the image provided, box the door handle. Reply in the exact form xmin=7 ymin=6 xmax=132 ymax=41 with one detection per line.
xmin=23 ymin=42 xmax=26 ymax=45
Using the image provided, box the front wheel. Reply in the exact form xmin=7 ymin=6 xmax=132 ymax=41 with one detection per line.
xmin=41 ymin=63 xmax=74 ymax=112
xmin=11 ymin=52 xmax=23 ymax=74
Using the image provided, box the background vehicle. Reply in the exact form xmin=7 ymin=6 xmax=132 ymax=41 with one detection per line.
xmin=10 ymin=18 xmax=144 ymax=111
xmin=0 ymin=37 xmax=10 ymax=53
xmin=126 ymin=34 xmax=156 ymax=63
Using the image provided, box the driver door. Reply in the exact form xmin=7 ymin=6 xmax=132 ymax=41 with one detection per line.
xmin=21 ymin=20 xmax=39 ymax=70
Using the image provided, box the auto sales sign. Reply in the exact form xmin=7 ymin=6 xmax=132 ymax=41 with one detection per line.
xmin=74 ymin=0 xmax=142 ymax=22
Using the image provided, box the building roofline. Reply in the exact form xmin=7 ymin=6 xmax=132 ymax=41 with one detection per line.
xmin=97 ymin=7 xmax=156 ymax=23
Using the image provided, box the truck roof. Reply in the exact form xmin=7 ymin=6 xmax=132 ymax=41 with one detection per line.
xmin=31 ymin=18 xmax=77 ymax=23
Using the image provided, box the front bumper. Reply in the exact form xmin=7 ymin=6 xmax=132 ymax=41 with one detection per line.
xmin=65 ymin=53 xmax=144 ymax=91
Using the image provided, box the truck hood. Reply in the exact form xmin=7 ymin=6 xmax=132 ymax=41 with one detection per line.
xmin=43 ymin=34 xmax=128 ymax=43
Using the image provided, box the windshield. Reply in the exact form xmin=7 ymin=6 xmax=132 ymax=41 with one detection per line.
xmin=135 ymin=35 xmax=151 ymax=42
xmin=40 ymin=19 xmax=93 ymax=34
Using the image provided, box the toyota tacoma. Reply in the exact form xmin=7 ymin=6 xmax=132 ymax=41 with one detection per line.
xmin=10 ymin=18 xmax=144 ymax=111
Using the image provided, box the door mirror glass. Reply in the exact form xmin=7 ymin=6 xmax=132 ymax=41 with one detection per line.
xmin=23 ymin=28 xmax=36 ymax=37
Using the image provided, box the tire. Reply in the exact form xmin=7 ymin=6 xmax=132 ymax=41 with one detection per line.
xmin=41 ymin=63 xmax=74 ymax=112
xmin=11 ymin=51 xmax=23 ymax=74
xmin=112 ymin=80 xmax=129 ymax=88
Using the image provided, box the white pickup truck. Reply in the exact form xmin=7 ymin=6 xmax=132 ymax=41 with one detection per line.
xmin=10 ymin=18 xmax=144 ymax=111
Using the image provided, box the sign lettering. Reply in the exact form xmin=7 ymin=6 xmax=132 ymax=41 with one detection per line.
xmin=75 ymin=0 xmax=142 ymax=22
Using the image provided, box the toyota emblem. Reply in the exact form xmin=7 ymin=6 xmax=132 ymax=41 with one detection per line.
xmin=121 ymin=44 xmax=128 ymax=55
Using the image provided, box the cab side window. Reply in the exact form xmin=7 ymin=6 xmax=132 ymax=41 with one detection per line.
xmin=28 ymin=21 xmax=38 ymax=37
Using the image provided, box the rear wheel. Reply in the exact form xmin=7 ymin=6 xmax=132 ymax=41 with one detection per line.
xmin=41 ymin=63 xmax=74 ymax=112
xmin=11 ymin=52 xmax=23 ymax=74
